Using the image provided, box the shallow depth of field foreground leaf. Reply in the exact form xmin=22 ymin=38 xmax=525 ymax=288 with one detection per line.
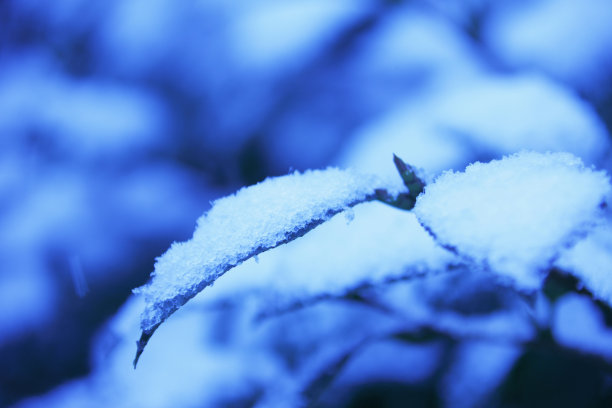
xmin=132 ymin=167 xmax=403 ymax=366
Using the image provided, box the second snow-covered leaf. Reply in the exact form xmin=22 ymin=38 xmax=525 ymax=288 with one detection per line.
xmin=414 ymin=151 xmax=611 ymax=290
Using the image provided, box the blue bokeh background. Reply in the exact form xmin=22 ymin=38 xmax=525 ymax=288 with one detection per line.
xmin=1 ymin=0 xmax=612 ymax=406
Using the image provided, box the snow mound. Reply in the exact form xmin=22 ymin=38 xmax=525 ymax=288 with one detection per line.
xmin=414 ymin=151 xmax=610 ymax=290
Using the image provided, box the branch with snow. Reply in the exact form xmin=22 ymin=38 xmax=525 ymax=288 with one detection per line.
xmin=132 ymin=167 xmax=408 ymax=366
xmin=132 ymin=151 xmax=611 ymax=370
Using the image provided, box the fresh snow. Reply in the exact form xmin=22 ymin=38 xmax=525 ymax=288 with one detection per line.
xmin=8 ymin=1 xmax=612 ymax=406
xmin=195 ymin=201 xmax=454 ymax=314
xmin=134 ymin=168 xmax=395 ymax=335
xmin=414 ymin=152 xmax=610 ymax=290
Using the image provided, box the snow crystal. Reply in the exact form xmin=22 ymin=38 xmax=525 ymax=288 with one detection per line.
xmin=135 ymin=168 xmax=394 ymax=333
xmin=414 ymin=152 xmax=611 ymax=290
xmin=556 ymin=223 xmax=612 ymax=306
xmin=553 ymin=294 xmax=612 ymax=360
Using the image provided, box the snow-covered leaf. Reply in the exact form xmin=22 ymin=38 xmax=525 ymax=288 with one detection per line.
xmin=414 ymin=151 xmax=610 ymax=290
xmin=203 ymin=200 xmax=453 ymax=321
xmin=133 ymin=168 xmax=397 ymax=365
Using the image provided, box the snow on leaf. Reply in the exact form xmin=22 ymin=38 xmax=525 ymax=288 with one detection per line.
xmin=132 ymin=167 xmax=398 ymax=366
xmin=413 ymin=151 xmax=611 ymax=291
xmin=191 ymin=199 xmax=455 ymax=324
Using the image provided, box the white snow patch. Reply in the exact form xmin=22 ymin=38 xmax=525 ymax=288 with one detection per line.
xmin=135 ymin=168 xmax=397 ymax=331
xmin=414 ymin=152 xmax=610 ymax=290
xmin=197 ymin=201 xmax=454 ymax=311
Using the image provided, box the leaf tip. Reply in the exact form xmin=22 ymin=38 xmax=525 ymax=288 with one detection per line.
xmin=133 ymin=324 xmax=160 ymax=369
xmin=392 ymin=153 xmax=425 ymax=199
xmin=393 ymin=153 xmax=408 ymax=175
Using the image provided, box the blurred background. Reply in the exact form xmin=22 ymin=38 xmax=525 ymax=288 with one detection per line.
xmin=1 ymin=0 xmax=612 ymax=406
